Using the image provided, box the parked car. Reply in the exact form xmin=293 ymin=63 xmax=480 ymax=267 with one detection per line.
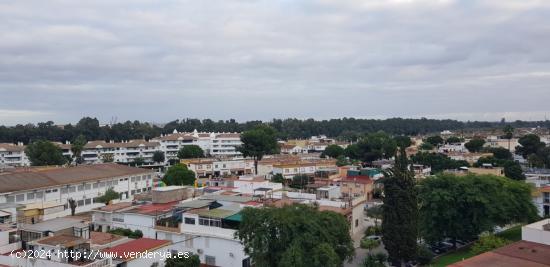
xmin=366 ymin=235 xmax=382 ymax=241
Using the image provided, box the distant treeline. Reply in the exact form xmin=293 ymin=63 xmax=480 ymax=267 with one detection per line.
xmin=1 ymin=117 xmax=549 ymax=144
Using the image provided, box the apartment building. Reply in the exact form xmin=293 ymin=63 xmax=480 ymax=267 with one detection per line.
xmin=0 ymin=164 xmax=154 ymax=223
xmin=181 ymin=157 xmax=255 ymax=178
xmin=271 ymin=159 xmax=338 ymax=179
xmin=153 ymin=129 xmax=242 ymax=160
xmin=0 ymin=143 xmax=29 ymax=167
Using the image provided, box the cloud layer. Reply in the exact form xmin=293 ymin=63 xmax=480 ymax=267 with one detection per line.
xmin=1 ymin=0 xmax=550 ymax=125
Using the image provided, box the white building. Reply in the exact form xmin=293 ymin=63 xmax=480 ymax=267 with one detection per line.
xmin=0 ymin=143 xmax=29 ymax=167
xmin=153 ymin=130 xmax=242 ymax=160
xmin=0 ymin=164 xmax=154 ymax=223
xmin=91 ymin=195 xmax=253 ymax=267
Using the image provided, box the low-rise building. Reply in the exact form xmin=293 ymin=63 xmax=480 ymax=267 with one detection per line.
xmin=0 ymin=143 xmax=29 ymax=167
xmin=0 ymin=164 xmax=154 ymax=222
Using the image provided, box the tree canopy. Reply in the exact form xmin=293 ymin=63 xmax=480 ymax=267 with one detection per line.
xmin=381 ymin=149 xmax=418 ymax=265
xmin=238 ymin=125 xmax=279 ymax=174
xmin=25 ymin=140 xmax=67 ymax=166
xmin=3 ymin=117 xmax=548 ymax=144
xmin=162 ymin=164 xmax=196 ymax=186
xmin=351 ymin=131 xmax=397 ymax=163
xmin=321 ymin=144 xmax=345 ymax=158
xmin=465 ymin=138 xmax=486 ymax=152
xmin=152 ymin=150 xmax=165 ymax=163
xmin=425 ymin=136 xmax=444 ymax=146
xmin=177 ymin=145 xmax=205 ymax=159
xmin=236 ymin=204 xmax=354 ymax=267
xmin=418 ymin=173 xmax=537 ymax=244
xmin=97 ymin=188 xmax=120 ymax=205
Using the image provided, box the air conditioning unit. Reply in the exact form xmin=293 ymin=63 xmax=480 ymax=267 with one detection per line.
xmin=197 ymin=249 xmax=204 ymax=254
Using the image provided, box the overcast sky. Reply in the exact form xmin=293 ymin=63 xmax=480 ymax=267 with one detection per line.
xmin=1 ymin=0 xmax=550 ymax=125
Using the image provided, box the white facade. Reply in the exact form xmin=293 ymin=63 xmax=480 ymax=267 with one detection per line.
xmin=153 ymin=130 xmax=242 ymax=161
xmin=0 ymin=143 xmax=29 ymax=167
xmin=0 ymin=171 xmax=154 ymax=222
xmin=522 ymin=219 xmax=550 ymax=246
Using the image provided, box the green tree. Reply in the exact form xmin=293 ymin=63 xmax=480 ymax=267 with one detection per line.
xmin=411 ymin=151 xmax=469 ymax=173
xmin=131 ymin=156 xmax=145 ymax=166
xmin=25 ymin=140 xmax=67 ymax=166
xmin=381 ymin=149 xmax=418 ymax=266
xmin=418 ymin=173 xmax=537 ymax=246
xmin=446 ymin=136 xmax=462 ymax=144
xmin=162 ymin=164 xmax=196 ymax=186
xmin=165 ymin=253 xmax=200 ymax=267
xmin=425 ymin=135 xmax=444 ymax=146
xmin=516 ymin=134 xmax=545 ymax=159
xmin=344 ymin=144 xmax=361 ymax=159
xmin=503 ymin=125 xmax=514 ymax=150
xmin=70 ymin=134 xmax=87 ymax=164
xmin=238 ymin=125 xmax=279 ymax=174
xmin=236 ymin=204 xmax=354 ymax=267
xmin=97 ymin=187 xmax=120 ymax=205
xmin=101 ymin=153 xmax=114 ymax=163
xmin=419 ymin=142 xmax=434 ymax=151
xmin=394 ymin=135 xmax=412 ymax=148
xmin=465 ymin=138 xmax=486 ymax=152
xmin=490 ymin=147 xmax=513 ymax=160
xmin=271 ymin=173 xmax=284 ymax=183
xmin=177 ymin=145 xmax=205 ymax=159
xmin=503 ymin=160 xmax=525 ymax=180
xmin=355 ymin=131 xmax=397 ymax=162
xmin=321 ymin=144 xmax=345 ymax=158
xmin=152 ymin=150 xmax=165 ymax=163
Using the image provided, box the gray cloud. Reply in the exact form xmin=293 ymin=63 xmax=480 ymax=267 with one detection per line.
xmin=1 ymin=0 xmax=550 ymax=125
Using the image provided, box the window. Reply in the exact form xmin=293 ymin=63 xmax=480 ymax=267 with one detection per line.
xmin=184 ymin=217 xmax=196 ymax=225
xmin=45 ymin=189 xmax=51 ymax=193
xmin=6 ymin=196 xmax=14 ymax=203
xmin=205 ymin=255 xmax=216 ymax=266
xmin=137 ymin=189 xmax=142 ymax=193
xmin=106 ymin=181 xmax=113 ymax=187
xmin=113 ymin=180 xmax=118 ymax=185
xmin=99 ymin=182 xmax=105 ymax=187
xmin=199 ymin=217 xmax=221 ymax=227
xmin=69 ymin=186 xmax=76 ymax=193
xmin=85 ymin=198 xmax=92 ymax=205
xmin=60 ymin=188 xmax=68 ymax=194
xmin=85 ymin=184 xmax=91 ymax=190
xmin=15 ymin=194 xmax=24 ymax=202
xmin=77 ymin=200 xmax=84 ymax=206
xmin=131 ymin=177 xmax=136 ymax=182
xmin=93 ymin=183 xmax=99 ymax=189
xmin=27 ymin=193 xmax=35 ymax=200
xmin=131 ymin=190 xmax=136 ymax=195
xmin=52 ymin=189 xmax=58 ymax=192
xmin=35 ymin=191 xmax=43 ymax=198
xmin=77 ymin=185 xmax=84 ymax=191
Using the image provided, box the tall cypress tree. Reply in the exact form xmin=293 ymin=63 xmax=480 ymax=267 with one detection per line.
xmin=381 ymin=148 xmax=418 ymax=266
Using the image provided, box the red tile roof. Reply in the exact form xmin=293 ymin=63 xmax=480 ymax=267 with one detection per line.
xmin=102 ymin=238 xmax=170 ymax=260
xmin=449 ymin=241 xmax=550 ymax=267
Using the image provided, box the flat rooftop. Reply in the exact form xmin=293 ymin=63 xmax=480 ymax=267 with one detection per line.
xmin=21 ymin=217 xmax=88 ymax=233
xmin=34 ymin=234 xmax=88 ymax=247
xmin=0 ymin=163 xmax=153 ymax=193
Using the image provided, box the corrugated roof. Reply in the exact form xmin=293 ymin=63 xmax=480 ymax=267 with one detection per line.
xmin=0 ymin=163 xmax=152 ymax=193
xmin=21 ymin=217 xmax=88 ymax=232
xmin=200 ymin=195 xmax=253 ymax=203
xmin=194 ymin=208 xmax=238 ymax=219
xmin=175 ymin=199 xmax=214 ymax=209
